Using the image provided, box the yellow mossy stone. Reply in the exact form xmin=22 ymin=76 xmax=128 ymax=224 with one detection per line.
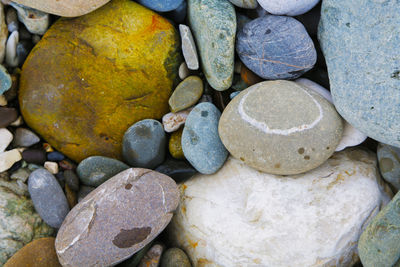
xmin=4 ymin=238 xmax=61 ymax=267
xmin=19 ymin=0 xmax=181 ymax=162
xmin=169 ymin=128 xmax=185 ymax=159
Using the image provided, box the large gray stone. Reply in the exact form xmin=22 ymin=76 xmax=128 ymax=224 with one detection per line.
xmin=318 ymin=0 xmax=400 ymax=148
xmin=219 ymin=80 xmax=343 ymax=175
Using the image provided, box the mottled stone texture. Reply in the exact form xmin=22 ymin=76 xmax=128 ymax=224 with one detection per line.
xmin=237 ymin=15 xmax=316 ymax=80
xmin=318 ymin=0 xmax=400 ymax=148
xmin=55 ymin=168 xmax=179 ymax=267
xmin=19 ymin=0 xmax=181 ymax=162
xmin=188 ymin=0 xmax=236 ymax=91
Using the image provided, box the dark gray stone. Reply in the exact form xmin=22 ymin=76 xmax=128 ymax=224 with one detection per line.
xmin=237 ymin=15 xmax=316 ymax=80
xmin=64 ymin=170 xmax=80 ymax=192
xmin=13 ymin=128 xmax=40 ymax=147
xmin=122 ymin=119 xmax=166 ymax=169
xmin=155 ymin=159 xmax=197 ymax=183
xmin=28 ymin=168 xmax=70 ymax=228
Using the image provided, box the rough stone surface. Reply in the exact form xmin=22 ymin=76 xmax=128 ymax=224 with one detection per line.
xmin=188 ymin=0 xmax=236 ymax=91
xmin=10 ymin=2 xmax=49 ymax=35
xmin=162 ymin=109 xmax=190 ymax=133
xmin=295 ymin=78 xmax=367 ymax=151
xmin=377 ymin=143 xmax=400 ymax=191
xmin=0 ymin=149 xmax=22 ymax=172
xmin=0 ymin=128 xmax=12 ymax=153
xmin=219 ymin=80 xmax=343 ymax=175
xmin=4 ymin=238 xmax=61 ymax=267
xmin=137 ymin=0 xmax=184 ymax=12
xmin=19 ymin=0 xmax=181 ymax=162
xmin=169 ymin=76 xmax=203 ymax=113
xmin=122 ymin=119 xmax=166 ymax=169
xmin=257 ymin=0 xmax=320 ymax=16
xmin=55 ymin=168 xmax=180 ymax=267
xmin=229 ymin=0 xmax=257 ymax=9
xmin=138 ymin=243 xmax=164 ymax=267
xmin=358 ymin=191 xmax=400 ymax=267
xmin=13 ymin=127 xmax=40 ymax=147
xmin=28 ymin=168 xmax=70 ymax=228
xmin=0 ymin=107 xmax=17 ymax=128
xmin=161 ymin=248 xmax=191 ymax=267
xmin=0 ymin=179 xmax=54 ymax=266
xmin=77 ymin=156 xmax=129 ymax=187
xmin=168 ymin=149 xmax=391 ymax=267
xmin=0 ymin=65 xmax=11 ymax=95
xmin=179 ymin=24 xmax=199 ymax=70
xmin=318 ymin=0 xmax=400 ymax=148
xmin=237 ymin=15 xmax=316 ymax=80
xmin=11 ymin=0 xmax=111 ymax=17
xmin=182 ymin=102 xmax=228 ymax=174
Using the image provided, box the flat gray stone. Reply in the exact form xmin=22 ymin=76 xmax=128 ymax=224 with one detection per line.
xmin=179 ymin=24 xmax=199 ymax=70
xmin=13 ymin=128 xmax=40 ymax=147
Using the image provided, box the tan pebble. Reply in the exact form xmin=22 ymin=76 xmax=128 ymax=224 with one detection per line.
xmin=44 ymin=161 xmax=58 ymax=174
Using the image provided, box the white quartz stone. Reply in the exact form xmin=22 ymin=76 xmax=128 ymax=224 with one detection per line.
xmin=296 ymin=78 xmax=368 ymax=151
xmin=0 ymin=149 xmax=21 ymax=172
xmin=168 ymin=149 xmax=391 ymax=267
xmin=179 ymin=24 xmax=199 ymax=70
xmin=44 ymin=161 xmax=58 ymax=174
xmin=0 ymin=128 xmax=12 ymax=152
xmin=162 ymin=109 xmax=191 ymax=133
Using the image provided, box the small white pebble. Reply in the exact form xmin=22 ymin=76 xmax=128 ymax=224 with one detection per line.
xmin=44 ymin=161 xmax=59 ymax=174
xmin=5 ymin=31 xmax=19 ymax=67
xmin=0 ymin=128 xmax=13 ymax=153
xmin=10 ymin=116 xmax=23 ymax=126
xmin=0 ymin=149 xmax=22 ymax=172
xmin=179 ymin=62 xmax=190 ymax=80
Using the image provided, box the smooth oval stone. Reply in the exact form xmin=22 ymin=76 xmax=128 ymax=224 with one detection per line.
xmin=182 ymin=102 xmax=228 ymax=174
xmin=47 ymin=151 xmax=65 ymax=161
xmin=257 ymin=0 xmax=320 ymax=16
xmin=229 ymin=0 xmax=257 ymax=9
xmin=13 ymin=128 xmax=40 ymax=147
xmin=162 ymin=109 xmax=190 ymax=133
xmin=188 ymin=0 xmax=236 ymax=91
xmin=0 ymin=179 xmax=54 ymax=265
xmin=65 ymin=184 xmax=77 ymax=209
xmin=0 ymin=107 xmax=18 ymax=128
xmin=22 ymin=149 xmax=46 ymax=164
xmin=11 ymin=0 xmax=111 ymax=17
xmin=77 ymin=156 xmax=129 ymax=187
xmin=155 ymin=158 xmax=197 ymax=183
xmin=0 ymin=65 xmax=11 ymax=95
xmin=55 ymin=168 xmax=180 ymax=267
xmin=64 ymin=170 xmax=80 ymax=192
xmin=0 ymin=149 xmax=22 ymax=172
xmin=122 ymin=119 xmax=166 ymax=169
xmin=169 ymin=76 xmax=203 ymax=113
xmin=137 ymin=0 xmax=183 ymax=12
xmin=161 ymin=248 xmax=191 ymax=267
xmin=28 ymin=169 xmax=70 ymax=228
xmin=295 ymin=78 xmax=367 ymax=151
xmin=19 ymin=0 xmax=181 ymax=162
xmin=168 ymin=149 xmax=391 ymax=266
xmin=377 ymin=143 xmax=400 ymax=190
xmin=179 ymin=24 xmax=199 ymax=70
xmin=358 ymin=191 xmax=400 ymax=267
xmin=318 ymin=0 xmax=400 ymax=148
xmin=169 ymin=128 xmax=184 ymax=160
xmin=4 ymin=238 xmax=61 ymax=267
xmin=237 ymin=15 xmax=316 ymax=80
xmin=219 ymin=81 xmax=343 ymax=175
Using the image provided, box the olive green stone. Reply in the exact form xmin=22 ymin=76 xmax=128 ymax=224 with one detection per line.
xmin=169 ymin=76 xmax=203 ymax=113
xmin=161 ymin=248 xmax=191 ymax=267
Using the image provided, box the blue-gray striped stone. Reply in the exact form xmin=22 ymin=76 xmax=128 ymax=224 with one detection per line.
xmin=182 ymin=102 xmax=228 ymax=174
xmin=358 ymin=191 xmax=400 ymax=267
xmin=28 ymin=168 xmax=70 ymax=228
xmin=188 ymin=0 xmax=236 ymax=91
xmin=318 ymin=0 xmax=400 ymax=148
xmin=237 ymin=15 xmax=316 ymax=80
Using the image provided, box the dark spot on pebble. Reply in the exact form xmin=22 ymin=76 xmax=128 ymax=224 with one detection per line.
xmin=346 ymin=23 xmax=350 ymax=28
xmin=274 ymin=163 xmax=281 ymax=168
xmin=240 ymin=157 xmax=245 ymax=161
xmin=112 ymin=227 xmax=151 ymax=248
xmin=326 ymin=147 xmax=330 ymax=150
xmin=312 ymin=148 xmax=315 ymax=151
xmin=211 ymin=42 xmax=215 ymax=48
xmin=265 ymin=29 xmax=271 ymax=34
xmin=153 ymin=121 xmax=158 ymax=126
xmin=187 ymin=129 xmax=199 ymax=145
xmin=370 ymin=106 xmax=374 ymax=110
xmin=201 ymin=111 xmax=208 ymax=117
xmin=219 ymin=33 xmax=224 ymax=39
xmin=304 ymin=155 xmax=310 ymax=160
xmin=298 ymin=148 xmax=305 ymax=154
xmin=391 ymin=70 xmax=400 ymax=80
xmin=28 ymin=13 xmax=36 ymax=19
xmin=125 ymin=183 xmax=132 ymax=190
xmin=135 ymin=125 xmax=151 ymax=139
xmin=288 ymin=70 xmax=304 ymax=76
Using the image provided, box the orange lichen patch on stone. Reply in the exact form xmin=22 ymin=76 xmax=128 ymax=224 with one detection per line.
xmin=344 ymin=170 xmax=356 ymax=176
xmin=327 ymin=173 xmax=345 ymax=189
xmin=197 ymin=258 xmax=213 ymax=267
xmin=19 ymin=0 xmax=181 ymax=162
xmin=240 ymin=64 xmax=263 ymax=86
xmin=189 ymin=240 xmax=198 ymax=249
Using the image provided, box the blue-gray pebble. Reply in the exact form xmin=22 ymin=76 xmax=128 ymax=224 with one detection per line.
xmin=0 ymin=65 xmax=11 ymax=95
xmin=136 ymin=0 xmax=184 ymax=12
xmin=377 ymin=143 xmax=400 ymax=190
xmin=164 ymin=0 xmax=187 ymax=23
xmin=28 ymin=168 xmax=70 ymax=228
xmin=77 ymin=156 xmax=129 ymax=187
xmin=182 ymin=102 xmax=228 ymax=174
xmin=358 ymin=191 xmax=400 ymax=267
xmin=122 ymin=119 xmax=166 ymax=169
xmin=237 ymin=15 xmax=316 ymax=80
xmin=318 ymin=0 xmax=400 ymax=148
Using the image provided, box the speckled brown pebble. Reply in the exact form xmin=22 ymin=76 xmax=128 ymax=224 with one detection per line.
xmin=55 ymin=168 xmax=180 ymax=267
xmin=0 ymin=107 xmax=18 ymax=128
xmin=4 ymin=238 xmax=61 ymax=267
xmin=161 ymin=248 xmax=192 ymax=267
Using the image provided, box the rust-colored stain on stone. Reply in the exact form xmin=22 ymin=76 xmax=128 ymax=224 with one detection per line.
xmin=112 ymin=227 xmax=152 ymax=248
